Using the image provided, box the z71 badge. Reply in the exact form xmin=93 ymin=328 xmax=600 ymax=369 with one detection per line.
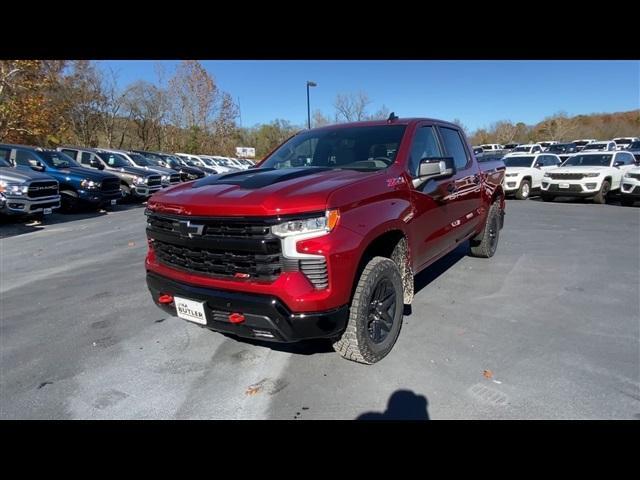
xmin=386 ymin=176 xmax=406 ymax=188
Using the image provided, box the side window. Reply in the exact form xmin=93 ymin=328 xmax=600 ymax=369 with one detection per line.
xmin=620 ymin=153 xmax=633 ymax=165
xmin=0 ymin=147 xmax=11 ymax=162
xmin=438 ymin=126 xmax=469 ymax=170
xmin=61 ymin=149 xmax=77 ymax=160
xmin=15 ymin=149 xmax=40 ymax=167
xmin=80 ymin=152 xmax=94 ymax=166
xmin=408 ymin=126 xmax=442 ymax=177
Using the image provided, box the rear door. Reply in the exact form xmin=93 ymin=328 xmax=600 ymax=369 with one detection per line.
xmin=435 ymin=125 xmax=483 ymax=243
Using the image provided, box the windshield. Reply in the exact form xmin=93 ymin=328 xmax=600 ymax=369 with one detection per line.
xmin=614 ymin=138 xmax=632 ymax=144
xmin=563 ymin=154 xmax=612 ymax=167
xmin=584 ymin=143 xmax=607 ymax=150
xmin=39 ymin=151 xmax=81 ymax=168
xmin=127 ymin=153 xmax=153 ymax=166
xmin=513 ymin=146 xmax=532 ymax=152
xmin=504 ymin=156 xmax=535 ymax=167
xmin=97 ymin=152 xmax=131 ymax=168
xmin=261 ymin=125 xmax=407 ymax=171
xmin=574 ymin=141 xmax=591 ymax=146
xmin=626 ymin=141 xmax=640 ymax=150
xmin=548 ymin=144 xmax=575 ymax=153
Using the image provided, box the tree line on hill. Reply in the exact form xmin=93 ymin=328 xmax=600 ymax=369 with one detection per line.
xmin=1 ymin=60 xmax=638 ymax=160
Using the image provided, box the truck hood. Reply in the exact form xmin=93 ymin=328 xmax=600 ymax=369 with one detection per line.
xmin=133 ymin=165 xmax=177 ymax=175
xmin=552 ymin=166 xmax=613 ymax=175
xmin=47 ymin=166 xmax=119 ymax=181
xmin=107 ymin=165 xmax=155 ymax=177
xmin=0 ymin=166 xmax=56 ymax=183
xmin=148 ymin=167 xmax=373 ymax=216
xmin=504 ymin=166 xmax=534 ymax=174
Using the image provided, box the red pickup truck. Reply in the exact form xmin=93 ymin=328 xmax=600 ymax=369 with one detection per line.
xmin=145 ymin=117 xmax=506 ymax=364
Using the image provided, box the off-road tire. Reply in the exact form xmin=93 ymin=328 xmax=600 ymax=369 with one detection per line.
xmin=469 ymin=201 xmax=501 ymax=258
xmin=332 ymin=257 xmax=404 ymax=365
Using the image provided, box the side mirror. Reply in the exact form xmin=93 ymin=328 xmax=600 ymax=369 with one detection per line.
xmin=90 ymin=159 xmax=104 ymax=170
xmin=32 ymin=160 xmax=45 ymax=172
xmin=418 ymin=157 xmax=456 ymax=180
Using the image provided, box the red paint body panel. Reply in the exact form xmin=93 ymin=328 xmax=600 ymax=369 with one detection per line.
xmin=145 ymin=118 xmax=505 ymax=314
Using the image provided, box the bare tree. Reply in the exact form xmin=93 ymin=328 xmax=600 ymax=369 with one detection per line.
xmin=334 ymin=91 xmax=371 ymax=122
xmin=492 ymin=121 xmax=519 ymax=144
xmin=123 ymin=80 xmax=168 ymax=150
xmin=312 ymin=109 xmax=331 ymax=127
xmin=538 ymin=112 xmax=577 ymax=141
xmin=368 ymin=105 xmax=391 ymax=121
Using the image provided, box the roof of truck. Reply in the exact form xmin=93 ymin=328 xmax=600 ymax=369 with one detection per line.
xmin=307 ymin=118 xmax=462 ymax=131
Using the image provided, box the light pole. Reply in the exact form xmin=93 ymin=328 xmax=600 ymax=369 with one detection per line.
xmin=306 ymin=81 xmax=317 ymax=129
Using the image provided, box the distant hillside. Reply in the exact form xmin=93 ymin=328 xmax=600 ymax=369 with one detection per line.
xmin=469 ymin=110 xmax=640 ymax=145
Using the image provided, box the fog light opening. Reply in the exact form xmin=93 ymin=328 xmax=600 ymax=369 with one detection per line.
xmin=158 ymin=294 xmax=174 ymax=304
xmin=229 ymin=312 xmax=246 ymax=324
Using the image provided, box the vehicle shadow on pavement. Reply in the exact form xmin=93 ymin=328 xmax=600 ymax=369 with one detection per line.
xmin=219 ymin=333 xmax=335 ymax=356
xmin=0 ymin=202 xmax=146 ymax=239
xmin=356 ymin=389 xmax=430 ymax=420
xmin=406 ymin=242 xmax=469 ymax=316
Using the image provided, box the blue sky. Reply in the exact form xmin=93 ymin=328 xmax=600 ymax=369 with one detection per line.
xmin=98 ymin=60 xmax=639 ymax=132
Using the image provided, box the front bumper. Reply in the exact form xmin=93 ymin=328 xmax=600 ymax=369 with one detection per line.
xmin=0 ymin=194 xmax=61 ymax=215
xmin=146 ymin=271 xmax=349 ymax=342
xmin=541 ymin=180 xmax=603 ymax=197
xmin=620 ymin=182 xmax=640 ymax=198
xmin=133 ymin=185 xmax=163 ymax=197
xmin=77 ymin=189 xmax=123 ymax=205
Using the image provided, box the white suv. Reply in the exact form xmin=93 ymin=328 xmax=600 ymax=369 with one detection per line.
xmin=620 ymin=166 xmax=640 ymax=206
xmin=612 ymin=137 xmax=640 ymax=151
xmin=540 ymin=150 xmax=637 ymax=204
xmin=502 ymin=153 xmax=562 ymax=199
xmin=480 ymin=144 xmax=504 ymax=151
xmin=582 ymin=141 xmax=616 ymax=152
xmin=510 ymin=143 xmax=544 ymax=155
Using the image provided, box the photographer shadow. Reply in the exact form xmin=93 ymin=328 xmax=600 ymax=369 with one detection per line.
xmin=356 ymin=389 xmax=430 ymax=420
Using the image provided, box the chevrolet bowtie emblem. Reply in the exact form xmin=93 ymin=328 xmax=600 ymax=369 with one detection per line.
xmin=175 ymin=220 xmax=205 ymax=238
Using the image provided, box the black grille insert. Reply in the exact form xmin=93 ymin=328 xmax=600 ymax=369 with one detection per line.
xmin=101 ymin=177 xmax=121 ymax=192
xmin=549 ymin=173 xmax=584 ymax=180
xmin=300 ymin=258 xmax=328 ymax=289
xmin=27 ymin=181 xmax=58 ymax=199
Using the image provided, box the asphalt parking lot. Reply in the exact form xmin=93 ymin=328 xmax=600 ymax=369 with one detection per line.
xmin=1 ymin=198 xmax=638 ymax=419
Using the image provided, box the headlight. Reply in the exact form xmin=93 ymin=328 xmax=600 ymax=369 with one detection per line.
xmin=133 ymin=176 xmax=146 ymax=185
xmin=623 ymin=172 xmax=631 ymax=178
xmin=544 ymin=172 xmax=551 ymax=177
xmin=0 ymin=181 xmax=29 ymax=196
xmin=505 ymin=173 xmax=519 ymax=177
xmin=583 ymin=173 xmax=600 ymax=178
xmin=80 ymin=179 xmax=100 ymax=189
xmin=272 ymin=210 xmax=340 ymax=238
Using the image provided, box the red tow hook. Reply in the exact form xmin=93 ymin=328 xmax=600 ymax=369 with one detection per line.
xmin=158 ymin=294 xmax=174 ymax=305
xmin=228 ymin=313 xmax=245 ymax=324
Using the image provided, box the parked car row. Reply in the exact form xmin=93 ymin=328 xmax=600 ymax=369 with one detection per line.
xmin=0 ymin=142 xmax=256 ymax=220
xmin=474 ymin=137 xmax=639 ymax=156
xmin=496 ymin=148 xmax=640 ymax=206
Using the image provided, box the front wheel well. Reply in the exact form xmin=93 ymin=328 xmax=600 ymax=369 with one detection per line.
xmin=355 ymin=229 xmax=413 ymax=304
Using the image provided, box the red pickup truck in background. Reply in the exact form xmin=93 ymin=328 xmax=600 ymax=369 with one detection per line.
xmin=145 ymin=117 xmax=506 ymax=364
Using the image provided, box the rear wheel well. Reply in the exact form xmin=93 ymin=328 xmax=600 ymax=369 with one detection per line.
xmin=355 ymin=230 xmax=413 ymax=304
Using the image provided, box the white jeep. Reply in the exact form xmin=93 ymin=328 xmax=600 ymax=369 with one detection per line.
xmin=502 ymin=153 xmax=562 ymax=199
xmin=540 ymin=151 xmax=637 ymax=204
xmin=620 ymin=166 xmax=640 ymax=206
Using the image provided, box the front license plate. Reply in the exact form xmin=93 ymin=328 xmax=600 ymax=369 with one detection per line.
xmin=559 ymin=183 xmax=570 ymax=189
xmin=110 ymin=199 xmax=117 ymax=205
xmin=43 ymin=208 xmax=52 ymax=215
xmin=174 ymin=297 xmax=207 ymax=325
